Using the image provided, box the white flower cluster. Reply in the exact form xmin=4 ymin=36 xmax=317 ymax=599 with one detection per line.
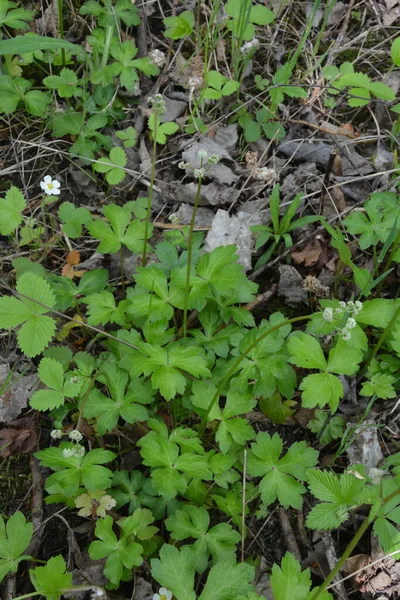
xmin=322 ymin=300 xmax=363 ymax=341
xmin=240 ymin=37 xmax=259 ymax=54
xmin=179 ymin=150 xmax=220 ymax=179
xmin=149 ymin=49 xmax=166 ymax=68
xmin=63 ymin=445 xmax=85 ymax=458
xmin=147 ymin=93 xmax=166 ymax=115
xmin=69 ymin=429 xmax=83 ymax=442
xmin=51 ymin=429 xmax=63 ymax=439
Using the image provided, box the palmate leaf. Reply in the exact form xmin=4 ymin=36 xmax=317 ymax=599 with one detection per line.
xmin=247 ymin=432 xmax=318 ymax=509
xmin=0 ymin=512 xmax=33 ymax=583
xmin=151 ymin=544 xmax=196 ymax=600
xmin=0 ymin=186 xmax=26 ymax=234
xmin=30 ymin=555 xmax=72 ymax=600
xmin=270 ymin=552 xmax=314 ymax=600
xmin=88 ymin=203 xmax=151 ymax=254
xmin=0 ymin=273 xmax=56 ymax=357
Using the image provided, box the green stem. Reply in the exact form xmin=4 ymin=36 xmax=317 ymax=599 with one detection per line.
xmin=198 ymin=314 xmax=312 ymax=435
xmin=119 ymin=247 xmax=126 ymax=296
xmin=375 ymin=227 xmax=400 ymax=297
xmin=142 ymin=116 xmax=158 ymax=266
xmin=311 ymin=486 xmax=400 ymax=600
xmin=182 ymin=175 xmax=203 ymax=337
xmin=101 ymin=24 xmax=115 ymax=70
xmin=10 ymin=593 xmax=42 ymax=600
xmin=56 ymin=0 xmax=65 ymax=67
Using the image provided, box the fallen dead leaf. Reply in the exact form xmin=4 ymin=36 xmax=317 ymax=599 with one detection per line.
xmin=292 ymin=239 xmax=326 ymax=267
xmin=62 ymin=250 xmax=85 ymax=279
xmin=0 ymin=365 xmax=38 ymax=422
xmin=0 ymin=415 xmax=39 ymax=457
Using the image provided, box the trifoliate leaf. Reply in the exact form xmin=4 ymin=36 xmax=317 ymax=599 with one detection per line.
xmin=43 ymin=68 xmax=82 ymax=98
xmin=93 ymin=147 xmax=127 ymax=185
xmin=30 ymin=357 xmax=81 ymax=411
xmin=0 ymin=512 xmax=33 ymax=583
xmin=0 ymin=186 xmax=26 ymax=234
xmin=306 ymin=470 xmax=366 ymax=530
xmin=58 ymin=202 xmax=91 ymax=238
xmin=0 ymin=273 xmax=56 ymax=357
xmin=163 ymin=11 xmax=194 ymax=39
xmin=84 ymin=291 xmax=129 ymax=326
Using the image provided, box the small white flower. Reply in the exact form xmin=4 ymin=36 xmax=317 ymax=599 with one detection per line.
xmin=51 ymin=429 xmax=63 ymax=439
xmin=149 ymin=49 xmax=166 ymax=68
xmin=322 ymin=307 xmax=334 ymax=322
xmin=40 ymin=175 xmax=61 ymax=196
xmin=193 ymin=167 xmax=205 ymax=179
xmin=178 ymin=161 xmax=190 ymax=170
xmin=354 ymin=300 xmax=363 ymax=314
xmin=69 ymin=429 xmax=83 ymax=442
xmin=63 ymin=448 xmax=75 ymax=458
xmin=345 ymin=317 xmax=356 ymax=330
xmin=341 ymin=330 xmax=351 ymax=341
xmin=197 ymin=149 xmax=208 ymax=160
xmin=338 ymin=301 xmax=346 ymax=311
xmin=73 ymin=445 xmax=86 ymax=457
xmin=153 ymin=588 xmax=173 ymax=600
xmin=240 ymin=37 xmax=259 ymax=54
xmin=91 ymin=587 xmax=106 ymax=599
xmin=69 ymin=376 xmax=78 ymax=384
xmin=207 ymin=154 xmax=220 ymax=165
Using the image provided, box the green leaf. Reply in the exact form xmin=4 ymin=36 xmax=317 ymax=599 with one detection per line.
xmin=0 ymin=2 xmax=34 ymax=29
xmin=116 ymin=126 xmax=137 ymax=148
xmin=0 ymin=35 xmax=87 ymax=58
xmin=270 ymin=552 xmax=311 ymax=600
xmin=299 ymin=372 xmax=343 ymax=412
xmin=84 ymin=291 xmax=129 ymax=326
xmin=30 ymin=357 xmax=81 ymax=411
xmin=0 ymin=273 xmax=56 ymax=357
xmin=0 ymin=186 xmax=26 ymax=234
xmin=151 ymin=544 xmax=196 ymax=600
xmin=58 ymin=202 xmax=91 ymax=238
xmin=163 ymin=11 xmax=194 ymax=39
xmin=12 ymin=257 xmax=46 ymax=278
xmin=44 ymin=68 xmax=82 ymax=98
xmin=369 ymin=81 xmax=396 ymax=101
xmin=247 ymin=432 xmax=318 ymax=509
xmin=392 ymin=37 xmax=400 ymax=67
xmin=30 ymin=555 xmax=72 ymax=600
xmin=93 ymin=147 xmax=127 ymax=185
xmin=306 ymin=470 xmax=365 ymax=530
xmin=288 ymin=333 xmax=327 ymax=371
xmin=0 ymin=512 xmax=32 ymax=583
xmin=148 ymin=114 xmax=179 ymax=144
xmin=249 ymin=4 xmax=275 ymax=24
xmin=88 ymin=203 xmax=151 ymax=254
xmin=199 ymin=560 xmax=254 ymax=600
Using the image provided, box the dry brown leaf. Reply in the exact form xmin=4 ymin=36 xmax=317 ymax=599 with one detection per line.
xmin=67 ymin=250 xmax=81 ymax=265
xmin=0 ymin=415 xmax=39 ymax=457
xmin=292 ymin=239 xmax=324 ymax=267
xmin=321 ymin=186 xmax=346 ymax=219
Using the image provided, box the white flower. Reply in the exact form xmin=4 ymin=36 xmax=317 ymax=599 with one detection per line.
xmin=240 ymin=37 xmax=259 ymax=54
xmin=149 ymin=49 xmax=166 ymax=68
xmin=345 ymin=317 xmax=356 ymax=330
xmin=341 ymin=330 xmax=351 ymax=341
xmin=198 ymin=149 xmax=208 ymax=160
xmin=354 ymin=300 xmax=363 ymax=314
xmin=73 ymin=445 xmax=86 ymax=457
xmin=40 ymin=175 xmax=61 ymax=196
xmin=207 ymin=154 xmax=220 ymax=165
xmin=193 ymin=168 xmax=205 ymax=179
xmin=178 ymin=161 xmax=190 ymax=170
xmin=153 ymin=588 xmax=173 ymax=600
xmin=50 ymin=429 xmax=63 ymax=439
xmin=337 ymin=301 xmax=346 ymax=311
xmin=322 ymin=307 xmax=334 ymax=322
xmin=69 ymin=429 xmax=83 ymax=442
xmin=63 ymin=448 xmax=75 ymax=458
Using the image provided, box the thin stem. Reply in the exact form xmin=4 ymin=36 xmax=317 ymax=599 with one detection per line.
xmin=375 ymin=227 xmax=400 ymax=297
xmin=311 ymin=486 xmax=400 ymax=600
xmin=142 ymin=116 xmax=158 ymax=266
xmin=10 ymin=593 xmax=42 ymax=600
xmin=182 ymin=175 xmax=203 ymax=336
xmin=198 ymin=314 xmax=312 ymax=435
xmin=119 ymin=247 xmax=126 ymax=296
xmin=56 ymin=0 xmax=65 ymax=67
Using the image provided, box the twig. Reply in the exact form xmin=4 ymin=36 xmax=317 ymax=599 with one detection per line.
xmin=278 ymin=507 xmax=302 ymax=563
xmin=320 ymin=531 xmax=349 ymax=600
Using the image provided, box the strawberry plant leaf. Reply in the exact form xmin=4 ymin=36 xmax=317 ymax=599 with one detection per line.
xmin=30 ymin=357 xmax=81 ymax=410
xmin=93 ymin=147 xmax=127 ymax=185
xmin=270 ymin=552 xmax=312 ymax=600
xmin=0 ymin=273 xmax=56 ymax=357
